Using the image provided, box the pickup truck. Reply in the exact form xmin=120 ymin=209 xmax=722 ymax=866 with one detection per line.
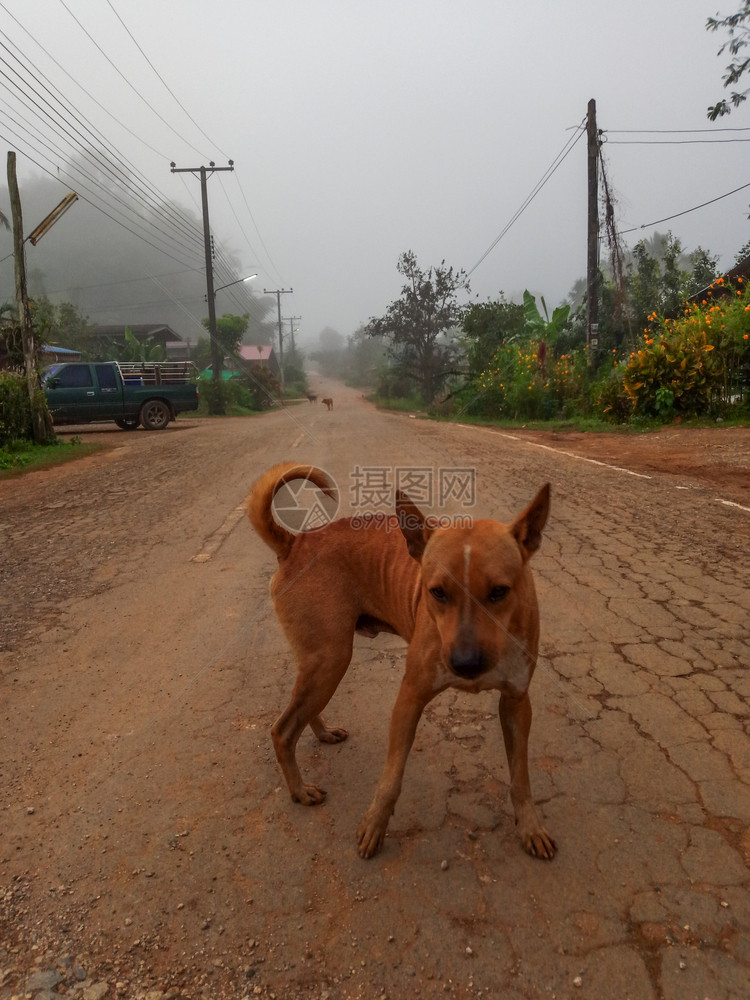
xmin=42 ymin=361 xmax=199 ymax=430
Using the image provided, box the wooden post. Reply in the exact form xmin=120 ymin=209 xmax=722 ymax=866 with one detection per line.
xmin=7 ymin=151 xmax=54 ymax=443
xmin=586 ymin=98 xmax=600 ymax=367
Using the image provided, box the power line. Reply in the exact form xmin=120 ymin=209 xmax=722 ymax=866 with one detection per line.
xmin=0 ymin=122 xmax=200 ymax=269
xmin=1 ymin=3 xmax=283 ymax=325
xmin=0 ymin=36 xmax=208 ymax=252
xmin=607 ymin=137 xmax=750 ymax=144
xmin=607 ymin=126 xmax=750 ymax=133
xmin=0 ymin=1 xmax=171 ymax=161
xmin=56 ymin=0 xmax=209 ymax=160
xmin=467 ymin=121 xmax=586 ymax=277
xmin=104 ymin=0 xmax=230 ymax=161
xmin=231 ymin=173 xmax=288 ymax=287
xmin=619 ymin=179 xmax=750 ymax=235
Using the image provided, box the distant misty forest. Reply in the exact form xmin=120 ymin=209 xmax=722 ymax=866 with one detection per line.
xmin=0 ymin=167 xmax=275 ymax=347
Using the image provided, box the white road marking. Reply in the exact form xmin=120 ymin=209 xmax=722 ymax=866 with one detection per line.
xmin=716 ymin=498 xmax=750 ymax=513
xmin=490 ymin=429 xmax=652 ymax=478
xmin=192 ymin=504 xmax=247 ymax=562
xmin=455 ymin=423 xmax=748 ymax=513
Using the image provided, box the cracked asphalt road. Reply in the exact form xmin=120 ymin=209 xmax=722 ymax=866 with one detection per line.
xmin=1 ymin=387 xmax=748 ymax=1000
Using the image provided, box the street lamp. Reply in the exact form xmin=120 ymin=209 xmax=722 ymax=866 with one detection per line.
xmin=213 ymin=273 xmax=258 ymax=296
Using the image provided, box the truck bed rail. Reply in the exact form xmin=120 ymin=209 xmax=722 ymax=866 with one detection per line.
xmin=117 ymin=362 xmax=198 ymax=385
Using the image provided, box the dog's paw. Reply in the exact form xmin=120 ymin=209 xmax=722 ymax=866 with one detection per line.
xmin=521 ymin=827 xmax=557 ymax=860
xmin=316 ymin=726 xmax=349 ymax=745
xmin=292 ymin=784 xmax=327 ymax=806
xmin=356 ymin=813 xmax=387 ymax=859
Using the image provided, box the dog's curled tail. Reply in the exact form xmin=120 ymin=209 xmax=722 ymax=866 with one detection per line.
xmin=247 ymin=462 xmax=337 ymax=559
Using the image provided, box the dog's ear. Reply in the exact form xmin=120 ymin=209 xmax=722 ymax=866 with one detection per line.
xmin=396 ymin=490 xmax=434 ymax=561
xmin=511 ymin=483 xmax=550 ymax=561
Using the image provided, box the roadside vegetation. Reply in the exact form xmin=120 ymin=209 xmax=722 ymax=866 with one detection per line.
xmin=2 ymin=231 xmax=748 ymax=477
xmin=317 ymin=232 xmax=750 ymax=430
xmin=0 ymin=294 xmax=306 ymax=468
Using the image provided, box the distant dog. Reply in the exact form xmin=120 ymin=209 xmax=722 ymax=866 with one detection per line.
xmin=306 ymin=393 xmax=317 ymax=403
xmin=321 ymin=397 xmax=333 ymax=410
xmin=247 ymin=462 xmax=555 ymax=861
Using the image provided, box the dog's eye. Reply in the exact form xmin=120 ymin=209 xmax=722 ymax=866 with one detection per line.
xmin=488 ymin=585 xmax=509 ymax=603
xmin=429 ymin=586 xmax=449 ymax=604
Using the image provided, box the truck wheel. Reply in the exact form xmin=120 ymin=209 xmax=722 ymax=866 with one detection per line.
xmin=115 ymin=417 xmax=140 ymax=430
xmin=140 ymin=399 xmax=171 ymax=430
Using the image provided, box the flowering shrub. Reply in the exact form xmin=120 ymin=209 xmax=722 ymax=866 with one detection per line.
xmin=619 ymin=279 xmax=750 ymax=418
xmin=622 ymin=325 xmax=720 ymax=417
xmin=593 ymin=279 xmax=750 ymax=421
xmin=477 ymin=340 xmax=590 ymax=420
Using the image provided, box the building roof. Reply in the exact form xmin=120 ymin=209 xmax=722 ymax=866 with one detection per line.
xmin=238 ymin=345 xmax=274 ymax=362
xmin=87 ymin=324 xmax=186 ymax=345
xmin=42 ymin=344 xmax=80 ymax=355
xmin=687 ymin=254 xmax=750 ymax=304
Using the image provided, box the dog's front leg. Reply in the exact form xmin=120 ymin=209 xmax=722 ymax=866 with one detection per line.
xmin=357 ymin=676 xmax=431 ymax=859
xmin=498 ymin=692 xmax=556 ymax=859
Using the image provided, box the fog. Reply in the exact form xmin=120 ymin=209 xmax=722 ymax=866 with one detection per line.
xmin=2 ymin=0 xmax=750 ymax=349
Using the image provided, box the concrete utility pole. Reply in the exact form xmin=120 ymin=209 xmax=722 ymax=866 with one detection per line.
xmin=586 ymin=98 xmax=600 ymax=366
xmin=6 ymin=151 xmax=54 ymax=443
xmin=170 ymin=160 xmax=234 ymax=412
xmin=263 ymin=288 xmax=293 ymax=387
xmin=284 ymin=316 xmax=301 ymax=355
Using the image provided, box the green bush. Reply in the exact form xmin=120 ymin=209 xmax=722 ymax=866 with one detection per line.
xmin=476 ymin=340 xmax=591 ymax=420
xmin=0 ymin=370 xmax=33 ymax=446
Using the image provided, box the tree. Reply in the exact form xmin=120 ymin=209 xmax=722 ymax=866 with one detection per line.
xmin=312 ymin=326 xmax=347 ymax=378
xmin=28 ymin=296 xmax=91 ymax=356
xmin=461 ymin=297 xmax=525 ymax=378
xmin=346 ymin=326 xmax=388 ymax=386
xmin=687 ymin=246 xmax=721 ymax=295
xmin=366 ymin=251 xmax=469 ymax=403
xmin=707 ymin=3 xmax=750 ymax=118
xmin=201 ymin=312 xmax=249 ymax=366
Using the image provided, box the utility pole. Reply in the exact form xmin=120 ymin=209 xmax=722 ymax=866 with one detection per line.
xmin=586 ymin=98 xmax=600 ymax=367
xmin=7 ymin=151 xmax=54 ymax=443
xmin=170 ymin=160 xmax=234 ymax=413
xmin=263 ymin=287 xmax=293 ymax=388
xmin=284 ymin=316 xmax=301 ymax=355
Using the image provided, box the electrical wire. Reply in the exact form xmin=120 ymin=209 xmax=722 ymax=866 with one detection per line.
xmin=607 ymin=137 xmax=750 ymax=144
xmin=105 ymin=0 xmax=230 ymax=161
xmin=467 ymin=121 xmax=586 ymax=277
xmin=56 ymin=0 xmax=209 ymax=160
xmin=619 ymin=179 xmax=750 ymax=235
xmin=0 ymin=107 xmax=201 ymax=265
xmin=0 ymin=1 xmax=172 ymax=161
xmin=0 ymin=39 xmax=207 ymax=253
xmin=231 ymin=173 xmax=288 ymax=288
xmin=0 ymin=120 xmax=200 ymax=269
xmin=1 ymin=3 xmax=285 ymax=324
xmin=607 ymin=126 xmax=750 ymax=133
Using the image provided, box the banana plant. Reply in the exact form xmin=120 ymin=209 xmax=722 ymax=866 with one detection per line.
xmin=522 ymin=290 xmax=570 ymax=347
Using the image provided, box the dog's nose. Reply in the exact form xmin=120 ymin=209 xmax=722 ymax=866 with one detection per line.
xmin=450 ymin=646 xmax=486 ymax=679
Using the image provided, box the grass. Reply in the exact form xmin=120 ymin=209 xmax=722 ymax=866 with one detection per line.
xmin=0 ymin=437 xmax=106 ymax=479
xmin=368 ymin=394 xmax=424 ymax=413
xmin=372 ymin=395 xmax=750 ymax=434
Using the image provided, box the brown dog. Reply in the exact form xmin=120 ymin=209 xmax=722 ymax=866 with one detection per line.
xmin=321 ymin=397 xmax=333 ymax=410
xmin=247 ymin=462 xmax=555 ymax=860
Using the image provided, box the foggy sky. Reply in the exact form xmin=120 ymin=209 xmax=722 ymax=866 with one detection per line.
xmin=2 ymin=0 xmax=750 ymax=347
